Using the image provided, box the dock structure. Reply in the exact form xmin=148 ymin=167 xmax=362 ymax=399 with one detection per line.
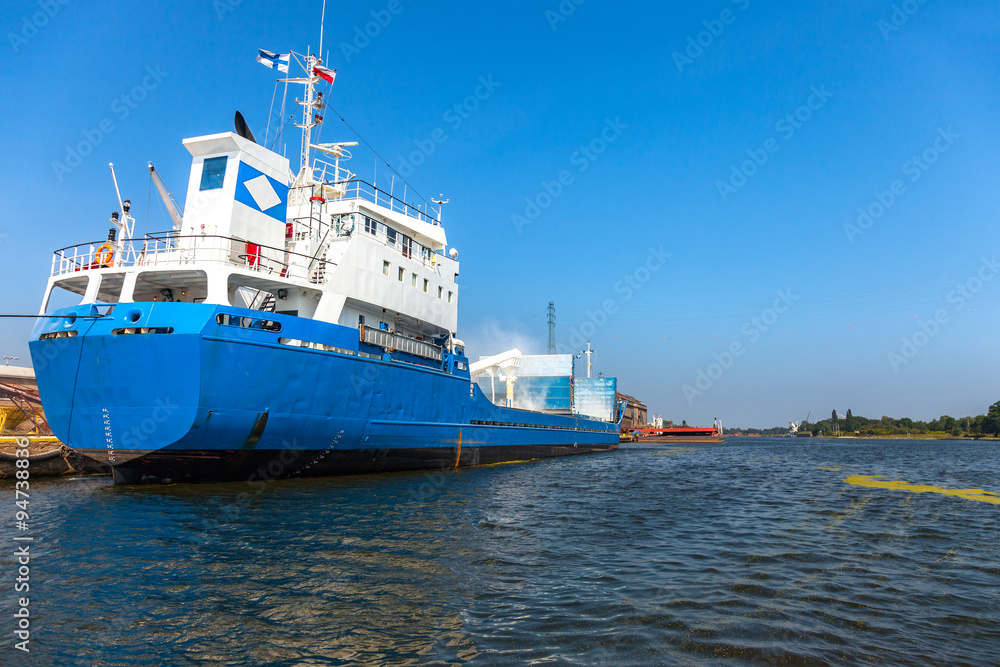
xmin=0 ymin=365 xmax=109 ymax=477
xmin=0 ymin=366 xmax=48 ymax=436
xmin=617 ymin=392 xmax=648 ymax=433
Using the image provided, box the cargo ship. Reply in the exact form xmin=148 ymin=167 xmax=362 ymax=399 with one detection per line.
xmin=28 ymin=30 xmax=623 ymax=484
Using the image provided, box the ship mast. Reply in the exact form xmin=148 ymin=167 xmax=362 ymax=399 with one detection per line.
xmin=288 ymin=2 xmax=330 ymax=186
xmin=294 ymin=53 xmax=318 ymax=175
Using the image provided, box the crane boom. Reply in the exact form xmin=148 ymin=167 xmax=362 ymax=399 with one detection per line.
xmin=148 ymin=162 xmax=184 ymax=229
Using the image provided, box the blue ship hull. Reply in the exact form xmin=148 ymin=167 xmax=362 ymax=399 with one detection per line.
xmin=29 ymin=303 xmax=620 ymax=484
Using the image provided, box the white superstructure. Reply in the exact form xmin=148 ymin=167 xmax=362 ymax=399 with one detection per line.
xmin=39 ymin=53 xmax=461 ymax=347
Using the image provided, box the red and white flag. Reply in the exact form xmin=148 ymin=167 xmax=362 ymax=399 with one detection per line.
xmin=313 ymin=66 xmax=337 ymax=84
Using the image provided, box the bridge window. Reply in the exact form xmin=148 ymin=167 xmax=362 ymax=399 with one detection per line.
xmin=383 ymin=261 xmax=390 ymax=276
xmin=200 ymin=157 xmax=227 ymax=191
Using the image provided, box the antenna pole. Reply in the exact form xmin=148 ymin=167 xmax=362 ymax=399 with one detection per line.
xmin=319 ymin=0 xmax=327 ymax=59
xmin=432 ymin=194 xmax=449 ymax=223
xmin=547 ymin=302 xmax=556 ymax=354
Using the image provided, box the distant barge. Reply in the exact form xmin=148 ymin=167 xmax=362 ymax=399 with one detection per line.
xmin=631 ymin=425 xmax=724 ymax=444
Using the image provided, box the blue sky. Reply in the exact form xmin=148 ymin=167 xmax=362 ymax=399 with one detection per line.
xmin=1 ymin=0 xmax=997 ymax=427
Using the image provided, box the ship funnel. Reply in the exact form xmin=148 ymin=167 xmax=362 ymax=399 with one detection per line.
xmin=234 ymin=111 xmax=257 ymax=144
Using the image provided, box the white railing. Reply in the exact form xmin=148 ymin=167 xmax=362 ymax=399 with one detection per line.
xmin=292 ymin=165 xmax=441 ymax=228
xmin=312 ymin=158 xmax=354 ymax=186
xmin=334 ymin=179 xmax=442 ymax=226
xmin=51 ymin=234 xmax=333 ymax=284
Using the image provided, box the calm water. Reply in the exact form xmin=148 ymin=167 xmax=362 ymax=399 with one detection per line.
xmin=4 ymin=438 xmax=999 ymax=666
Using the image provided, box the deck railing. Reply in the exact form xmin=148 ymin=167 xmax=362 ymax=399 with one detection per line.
xmin=335 ymin=179 xmax=442 ymax=226
xmin=50 ymin=233 xmax=334 ymax=284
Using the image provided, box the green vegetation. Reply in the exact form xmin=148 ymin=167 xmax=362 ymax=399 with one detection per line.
xmin=716 ymin=402 xmax=1000 ymax=438
xmin=801 ymin=401 xmax=1000 ymax=438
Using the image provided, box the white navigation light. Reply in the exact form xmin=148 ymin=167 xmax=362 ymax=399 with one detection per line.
xmin=244 ymin=174 xmax=281 ymax=212
xmin=449 ymin=248 xmax=458 ymax=259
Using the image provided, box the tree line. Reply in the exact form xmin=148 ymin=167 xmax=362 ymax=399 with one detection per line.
xmin=799 ymin=402 xmax=1000 ymax=437
xmin=719 ymin=402 xmax=1000 ymax=437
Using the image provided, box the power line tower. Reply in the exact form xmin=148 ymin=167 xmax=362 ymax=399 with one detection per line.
xmin=547 ymin=302 xmax=556 ymax=354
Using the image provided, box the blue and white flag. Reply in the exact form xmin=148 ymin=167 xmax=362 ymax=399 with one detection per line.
xmin=256 ymin=49 xmax=289 ymax=73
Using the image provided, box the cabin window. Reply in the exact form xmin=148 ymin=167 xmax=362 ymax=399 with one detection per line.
xmin=448 ymin=291 xmax=453 ymax=303
xmin=383 ymin=261 xmax=390 ymax=276
xmin=423 ymin=279 xmax=429 ymax=293
xmin=397 ymin=267 xmax=404 ymax=282
xmin=364 ymin=216 xmax=378 ymax=236
xmin=411 ymin=273 xmax=417 ymax=287
xmin=200 ymin=157 xmax=227 ymax=191
xmin=438 ymin=286 xmax=443 ymax=299
xmin=402 ymin=236 xmax=413 ymax=259
xmin=386 ymin=228 xmax=397 ymax=247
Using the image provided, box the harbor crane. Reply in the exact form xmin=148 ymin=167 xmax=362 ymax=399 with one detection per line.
xmin=789 ymin=410 xmax=811 ymax=434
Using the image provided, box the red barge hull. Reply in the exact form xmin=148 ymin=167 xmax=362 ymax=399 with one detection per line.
xmin=630 ymin=426 xmax=724 ymax=444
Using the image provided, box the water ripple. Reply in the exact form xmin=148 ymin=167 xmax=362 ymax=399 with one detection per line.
xmin=3 ymin=438 xmax=999 ymax=665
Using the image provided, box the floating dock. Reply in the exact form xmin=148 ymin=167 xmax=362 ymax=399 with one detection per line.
xmin=0 ymin=436 xmax=110 ymax=478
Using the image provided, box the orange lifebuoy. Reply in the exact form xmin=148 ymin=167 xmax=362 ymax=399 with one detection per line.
xmin=96 ymin=243 xmax=115 ymax=266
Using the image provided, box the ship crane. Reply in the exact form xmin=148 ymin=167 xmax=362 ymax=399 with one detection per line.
xmin=148 ymin=162 xmax=183 ymax=230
